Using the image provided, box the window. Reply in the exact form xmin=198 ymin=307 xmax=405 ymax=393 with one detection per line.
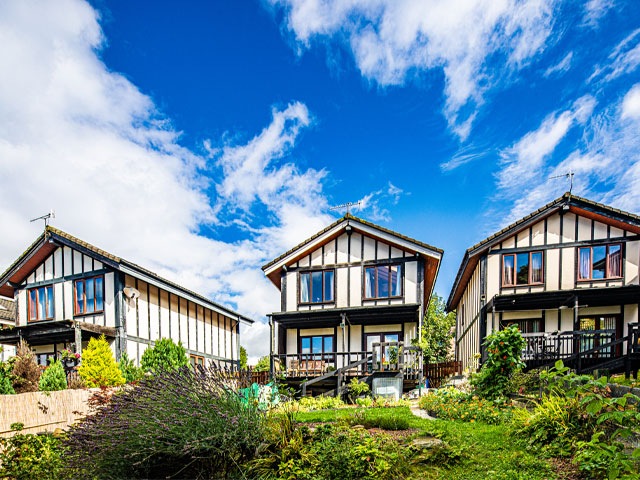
xmin=74 ymin=276 xmax=104 ymax=315
xmin=502 ymin=252 xmax=543 ymax=286
xmin=300 ymin=335 xmax=334 ymax=360
xmin=500 ymin=318 xmax=544 ymax=334
xmin=364 ymin=264 xmax=402 ymax=299
xmin=578 ymin=244 xmax=622 ymax=280
xmin=190 ymin=355 xmax=205 ymax=368
xmin=299 ymin=270 xmax=334 ymax=303
xmin=365 ymin=333 xmax=399 ymax=363
xmin=28 ymin=285 xmax=54 ymax=321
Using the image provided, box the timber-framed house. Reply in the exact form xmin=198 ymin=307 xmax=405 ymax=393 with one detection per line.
xmin=263 ymin=213 xmax=443 ymax=395
xmin=0 ymin=226 xmax=253 ymax=368
xmin=448 ymin=193 xmax=640 ymax=375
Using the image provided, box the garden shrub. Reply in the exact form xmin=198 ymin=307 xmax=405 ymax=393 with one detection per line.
xmin=507 ymin=369 xmax=541 ymax=396
xmin=297 ymin=395 xmax=345 ymax=411
xmin=419 ymin=387 xmax=512 ymax=424
xmin=117 ymin=351 xmax=144 ymax=383
xmin=0 ymin=360 xmax=15 ymax=394
xmin=471 ymin=325 xmax=525 ymax=400
xmin=12 ymin=340 xmax=41 ymax=393
xmin=78 ymin=335 xmax=125 ymax=388
xmin=38 ymin=359 xmax=67 ymax=391
xmin=248 ymin=421 xmax=411 ymax=479
xmin=64 ymin=365 xmax=266 ymax=479
xmin=346 ymin=377 xmax=370 ymax=402
xmin=140 ymin=337 xmax=189 ymax=374
xmin=511 ymin=361 xmax=640 ymax=473
xmin=0 ymin=432 xmax=65 ymax=480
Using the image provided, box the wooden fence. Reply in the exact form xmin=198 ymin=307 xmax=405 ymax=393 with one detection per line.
xmin=0 ymin=389 xmax=96 ymax=438
xmin=424 ymin=360 xmax=463 ymax=388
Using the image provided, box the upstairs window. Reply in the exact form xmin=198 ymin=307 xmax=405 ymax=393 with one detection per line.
xmin=364 ymin=264 xmax=402 ymax=299
xmin=300 ymin=270 xmax=334 ymax=304
xmin=28 ymin=285 xmax=54 ymax=321
xmin=578 ymin=244 xmax=622 ymax=280
xmin=75 ymin=276 xmax=104 ymax=315
xmin=502 ymin=252 xmax=543 ymax=286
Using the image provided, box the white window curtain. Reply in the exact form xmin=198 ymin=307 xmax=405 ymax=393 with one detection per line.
xmin=579 ymin=248 xmax=591 ymax=279
xmin=503 ymin=255 xmax=514 ymax=285
xmin=608 ymin=245 xmax=622 ymax=277
xmin=531 ymin=253 xmax=542 ymax=283
xmin=300 ymin=273 xmax=310 ymax=302
xmin=392 ymin=265 xmax=402 ymax=296
xmin=365 ymin=268 xmax=374 ymax=298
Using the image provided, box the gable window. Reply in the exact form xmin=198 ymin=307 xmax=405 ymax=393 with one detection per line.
xmin=28 ymin=285 xmax=54 ymax=321
xmin=364 ymin=264 xmax=402 ymax=299
xmin=578 ymin=244 xmax=622 ymax=280
xmin=502 ymin=252 xmax=543 ymax=286
xmin=300 ymin=270 xmax=334 ymax=304
xmin=74 ymin=276 xmax=104 ymax=315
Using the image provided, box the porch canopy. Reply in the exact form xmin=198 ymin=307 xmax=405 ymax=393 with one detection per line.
xmin=0 ymin=320 xmax=116 ymax=347
xmin=486 ymin=285 xmax=640 ymax=312
xmin=271 ymin=303 xmax=420 ymax=329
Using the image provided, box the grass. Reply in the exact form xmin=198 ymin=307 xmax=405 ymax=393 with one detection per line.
xmin=296 ymin=406 xmax=557 ymax=479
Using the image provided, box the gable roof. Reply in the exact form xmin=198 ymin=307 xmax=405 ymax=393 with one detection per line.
xmin=0 ymin=226 xmax=253 ymax=325
xmin=262 ymin=214 xmax=443 ymax=304
xmin=446 ymin=192 xmax=640 ymax=311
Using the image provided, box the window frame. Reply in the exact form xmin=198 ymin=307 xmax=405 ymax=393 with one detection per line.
xmin=363 ymin=264 xmax=403 ymax=300
xmin=299 ymin=334 xmax=335 ymax=362
xmin=298 ymin=269 xmax=335 ymax=305
xmin=27 ymin=285 xmax=54 ymax=322
xmin=577 ymin=243 xmax=623 ymax=281
xmin=74 ymin=275 xmax=105 ymax=316
xmin=501 ymin=251 xmax=544 ymax=287
xmin=190 ymin=354 xmax=205 ymax=368
xmin=499 ymin=318 xmax=544 ymax=334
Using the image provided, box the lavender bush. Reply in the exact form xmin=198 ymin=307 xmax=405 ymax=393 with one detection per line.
xmin=64 ymin=365 xmax=266 ymax=479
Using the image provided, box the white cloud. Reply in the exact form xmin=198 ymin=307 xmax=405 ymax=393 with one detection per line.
xmin=268 ymin=0 xmax=558 ymax=140
xmin=621 ymin=83 xmax=640 ymax=119
xmin=496 ymin=95 xmax=596 ymax=196
xmin=590 ymin=28 xmax=640 ymax=83
xmin=543 ymin=51 xmax=573 ymax=77
xmin=582 ymin=0 xmax=616 ymax=28
xmin=493 ymin=85 xmax=640 ymax=225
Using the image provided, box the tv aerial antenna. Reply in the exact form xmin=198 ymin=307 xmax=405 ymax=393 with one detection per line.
xmin=330 ymin=201 xmax=361 ymax=215
xmin=30 ymin=210 xmax=55 ymax=228
xmin=550 ymin=170 xmax=574 ymax=198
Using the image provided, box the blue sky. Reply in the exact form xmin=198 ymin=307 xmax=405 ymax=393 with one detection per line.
xmin=1 ymin=0 xmax=639 ymax=360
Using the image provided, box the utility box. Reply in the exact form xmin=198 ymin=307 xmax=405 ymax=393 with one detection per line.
xmin=372 ymin=377 xmax=402 ymax=400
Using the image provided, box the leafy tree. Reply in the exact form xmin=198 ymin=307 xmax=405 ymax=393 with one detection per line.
xmin=254 ymin=356 xmax=270 ymax=372
xmin=140 ymin=338 xmax=189 ymax=374
xmin=12 ymin=340 xmax=41 ymax=393
xmin=78 ymin=335 xmax=125 ymax=388
xmin=38 ymin=359 xmax=67 ymax=391
xmin=239 ymin=345 xmax=248 ymax=370
xmin=118 ymin=352 xmax=144 ymax=383
xmin=416 ymin=294 xmax=456 ymax=364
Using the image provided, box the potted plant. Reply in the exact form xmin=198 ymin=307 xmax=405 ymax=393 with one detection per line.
xmin=388 ymin=346 xmax=399 ymax=370
xmin=60 ymin=348 xmax=81 ymax=368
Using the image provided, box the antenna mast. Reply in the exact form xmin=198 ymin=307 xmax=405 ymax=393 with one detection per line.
xmin=330 ymin=201 xmax=361 ymax=215
xmin=549 ymin=170 xmax=574 ymax=198
xmin=30 ymin=210 xmax=55 ymax=228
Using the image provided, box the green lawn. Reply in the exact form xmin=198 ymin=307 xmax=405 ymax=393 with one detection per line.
xmin=296 ymin=406 xmax=557 ymax=480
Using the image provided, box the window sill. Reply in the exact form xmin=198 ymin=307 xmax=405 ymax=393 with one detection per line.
xmin=576 ymin=277 xmax=623 ymax=283
xmin=363 ymin=296 xmax=404 ymax=301
xmin=298 ymin=301 xmax=335 ymax=306
xmin=501 ymin=283 xmax=545 ymax=288
xmin=73 ymin=311 xmax=105 ymax=318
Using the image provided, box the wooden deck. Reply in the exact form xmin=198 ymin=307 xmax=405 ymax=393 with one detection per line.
xmin=520 ymin=322 xmax=640 ymax=376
